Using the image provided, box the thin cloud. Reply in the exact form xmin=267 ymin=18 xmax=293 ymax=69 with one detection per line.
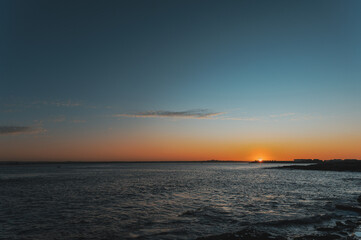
xmin=1 ymin=100 xmax=83 ymax=113
xmin=52 ymin=100 xmax=81 ymax=107
xmin=0 ymin=126 xmax=46 ymax=135
xmin=32 ymin=100 xmax=82 ymax=107
xmin=290 ymin=115 xmax=319 ymax=121
xmin=44 ymin=116 xmax=86 ymax=124
xmin=220 ymin=117 xmax=260 ymax=121
xmin=270 ymin=113 xmax=296 ymax=118
xmin=51 ymin=116 xmax=66 ymax=123
xmin=71 ymin=119 xmax=86 ymax=123
xmin=115 ymin=109 xmax=224 ymax=119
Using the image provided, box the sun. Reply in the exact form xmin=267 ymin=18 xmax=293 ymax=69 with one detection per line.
xmin=258 ymin=158 xmax=263 ymax=162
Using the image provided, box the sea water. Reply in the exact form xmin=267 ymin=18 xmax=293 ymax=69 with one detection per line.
xmin=0 ymin=162 xmax=360 ymax=239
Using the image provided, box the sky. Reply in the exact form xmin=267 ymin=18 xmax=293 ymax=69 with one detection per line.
xmin=1 ymin=0 xmax=361 ymax=161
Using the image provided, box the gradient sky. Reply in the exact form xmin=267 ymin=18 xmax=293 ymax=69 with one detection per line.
xmin=1 ymin=0 xmax=361 ymax=161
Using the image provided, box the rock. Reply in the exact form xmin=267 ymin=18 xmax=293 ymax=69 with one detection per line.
xmin=196 ymin=228 xmax=287 ymax=240
xmin=335 ymin=204 xmax=361 ymax=214
xmin=293 ymin=234 xmax=342 ymax=240
xmin=316 ymin=227 xmax=335 ymax=232
xmin=357 ymin=195 xmax=361 ymax=205
xmin=336 ymin=221 xmax=346 ymax=227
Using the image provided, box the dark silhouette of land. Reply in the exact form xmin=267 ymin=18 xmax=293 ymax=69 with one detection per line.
xmin=275 ymin=160 xmax=361 ymax=172
xmin=251 ymin=159 xmax=322 ymax=164
xmin=0 ymin=160 xmax=249 ymax=165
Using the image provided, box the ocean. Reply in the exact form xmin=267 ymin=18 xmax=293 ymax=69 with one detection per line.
xmin=0 ymin=162 xmax=360 ymax=239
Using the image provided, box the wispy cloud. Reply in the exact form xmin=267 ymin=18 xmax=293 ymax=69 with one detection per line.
xmin=220 ymin=117 xmax=260 ymax=121
xmin=33 ymin=100 xmax=82 ymax=107
xmin=71 ymin=119 xmax=86 ymax=123
xmin=268 ymin=112 xmax=319 ymax=121
xmin=114 ymin=109 xmax=224 ymax=119
xmin=270 ymin=113 xmax=296 ymax=118
xmin=114 ymin=109 xmax=315 ymax=122
xmin=45 ymin=116 xmax=86 ymax=124
xmin=290 ymin=114 xmax=319 ymax=121
xmin=0 ymin=126 xmax=46 ymax=135
xmin=1 ymin=100 xmax=83 ymax=114
xmin=51 ymin=116 xmax=66 ymax=123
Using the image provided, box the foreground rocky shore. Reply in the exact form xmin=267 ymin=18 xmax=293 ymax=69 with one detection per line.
xmin=197 ymin=195 xmax=361 ymax=240
xmin=198 ymin=226 xmax=361 ymax=239
xmin=198 ymin=222 xmax=361 ymax=240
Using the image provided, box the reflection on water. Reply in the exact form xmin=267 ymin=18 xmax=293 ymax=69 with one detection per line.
xmin=0 ymin=162 xmax=360 ymax=239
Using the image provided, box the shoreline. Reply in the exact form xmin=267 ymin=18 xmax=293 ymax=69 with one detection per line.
xmin=272 ymin=161 xmax=361 ymax=172
xmin=0 ymin=160 xmax=250 ymax=165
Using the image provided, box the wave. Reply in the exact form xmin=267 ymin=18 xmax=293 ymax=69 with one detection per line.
xmin=255 ymin=214 xmax=334 ymax=227
xmin=179 ymin=206 xmax=230 ymax=217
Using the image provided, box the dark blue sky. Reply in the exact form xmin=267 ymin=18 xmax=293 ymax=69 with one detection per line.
xmin=1 ymin=0 xmax=361 ymax=160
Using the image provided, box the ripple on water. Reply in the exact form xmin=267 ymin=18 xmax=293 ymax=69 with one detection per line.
xmin=0 ymin=163 xmax=360 ymax=240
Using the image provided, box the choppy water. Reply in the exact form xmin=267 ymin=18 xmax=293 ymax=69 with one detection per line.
xmin=0 ymin=162 xmax=360 ymax=239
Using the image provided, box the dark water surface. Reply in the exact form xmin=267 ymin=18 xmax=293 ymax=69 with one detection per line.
xmin=0 ymin=162 xmax=360 ymax=239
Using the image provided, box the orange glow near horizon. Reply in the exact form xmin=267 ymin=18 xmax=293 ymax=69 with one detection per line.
xmin=1 ymin=133 xmax=361 ymax=161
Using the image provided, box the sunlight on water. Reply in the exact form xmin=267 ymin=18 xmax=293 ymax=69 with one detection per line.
xmin=0 ymin=163 xmax=360 ymax=239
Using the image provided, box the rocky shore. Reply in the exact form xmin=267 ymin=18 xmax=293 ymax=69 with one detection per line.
xmin=197 ymin=195 xmax=361 ymax=239
xmin=197 ymin=221 xmax=361 ymax=239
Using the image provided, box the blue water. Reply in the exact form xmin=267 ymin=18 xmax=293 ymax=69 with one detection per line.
xmin=0 ymin=162 xmax=360 ymax=239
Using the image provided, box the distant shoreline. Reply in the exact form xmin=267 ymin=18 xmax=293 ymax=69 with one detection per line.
xmin=1 ymin=160 xmax=360 ymax=167
xmin=273 ymin=161 xmax=361 ymax=172
xmin=0 ymin=160 xmax=251 ymax=165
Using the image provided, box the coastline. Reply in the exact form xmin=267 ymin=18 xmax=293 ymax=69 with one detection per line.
xmin=272 ymin=161 xmax=361 ymax=172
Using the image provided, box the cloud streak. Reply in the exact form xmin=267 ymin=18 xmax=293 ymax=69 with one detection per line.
xmin=270 ymin=113 xmax=296 ymax=118
xmin=33 ymin=100 xmax=82 ymax=107
xmin=115 ymin=109 xmax=224 ymax=119
xmin=0 ymin=126 xmax=45 ymax=135
xmin=114 ymin=110 xmax=313 ymax=122
xmin=220 ymin=117 xmax=260 ymax=121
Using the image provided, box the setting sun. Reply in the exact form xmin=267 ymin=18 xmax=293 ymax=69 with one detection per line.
xmin=2 ymin=1 xmax=361 ymax=240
